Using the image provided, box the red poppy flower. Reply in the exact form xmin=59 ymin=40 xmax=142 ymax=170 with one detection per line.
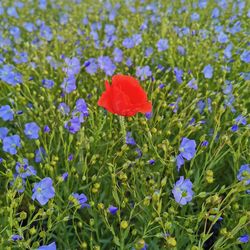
xmin=98 ymin=74 xmax=152 ymax=117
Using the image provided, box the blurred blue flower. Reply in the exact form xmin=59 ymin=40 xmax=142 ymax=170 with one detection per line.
xmin=38 ymin=242 xmax=56 ymax=250
xmin=201 ymin=140 xmax=209 ymax=147
xmin=126 ymin=58 xmax=132 ymax=67
xmin=202 ymin=64 xmax=213 ymax=79
xmin=59 ymin=14 xmax=68 ymax=25
xmin=84 ymin=58 xmax=98 ymax=75
xmin=98 ymin=56 xmax=116 ymax=76
xmin=23 ymin=22 xmax=36 ymax=32
xmin=32 ymin=177 xmax=55 ymax=205
xmin=187 ymin=78 xmax=198 ymax=90
xmin=136 ymin=66 xmax=152 ymax=80
xmin=13 ymin=51 xmax=28 ymax=64
xmin=3 ymin=135 xmax=21 ymax=155
xmin=132 ymin=34 xmax=142 ymax=46
xmin=145 ymin=112 xmax=152 ymax=120
xmin=169 ymin=97 xmax=181 ymax=113
xmin=11 ymin=234 xmax=23 ymax=241
xmin=113 ymin=48 xmax=123 ymax=63
xmin=157 ymin=39 xmax=169 ymax=52
xmin=39 ymin=0 xmax=47 ymax=10
xmin=148 ymin=159 xmax=155 ymax=165
xmin=227 ymin=21 xmax=241 ymax=34
xmin=0 ymin=127 xmax=8 ymax=140
xmin=217 ymin=32 xmax=228 ymax=43
xmin=58 ymin=102 xmax=70 ymax=115
xmin=122 ymin=37 xmax=135 ymax=49
xmin=211 ymin=8 xmax=220 ymax=18
xmin=191 ymin=13 xmax=200 ymax=21
xmin=72 ymin=193 xmax=90 ymax=209
xmin=24 ymin=122 xmax=40 ymax=139
xmin=105 ymin=24 xmax=116 ymax=36
xmin=237 ymin=164 xmax=250 ymax=185
xmin=126 ymin=132 xmax=136 ymax=145
xmin=40 ymin=24 xmax=53 ymax=41
xmin=177 ymin=46 xmax=186 ymax=56
xmin=0 ymin=105 xmax=14 ymax=121
xmin=43 ymin=125 xmax=50 ymax=133
xmin=174 ymin=67 xmax=183 ymax=83
xmin=7 ymin=7 xmax=19 ymax=18
xmin=240 ymin=50 xmax=250 ymax=63
xmin=224 ymin=43 xmax=233 ymax=59
xmin=62 ymin=172 xmax=68 ymax=181
xmin=9 ymin=26 xmax=21 ymax=41
xmin=61 ymin=75 xmax=76 ymax=93
xmin=35 ymin=147 xmax=46 ymax=163
xmin=197 ymin=100 xmax=206 ymax=113
xmin=63 ymin=57 xmax=81 ymax=76
xmin=172 ymin=176 xmax=194 ymax=205
xmin=235 ymin=115 xmax=247 ymax=125
xmin=64 ymin=117 xmax=81 ymax=134
xmin=0 ymin=65 xmax=22 ymax=86
xmin=238 ymin=234 xmax=249 ymax=243
xmin=73 ymin=98 xmax=89 ymax=117
xmin=145 ymin=47 xmax=153 ymax=57
xmin=16 ymin=158 xmax=36 ymax=179
xmin=42 ymin=79 xmax=54 ymax=89
xmin=108 ymin=205 xmax=118 ymax=215
xmin=231 ymin=124 xmax=238 ymax=132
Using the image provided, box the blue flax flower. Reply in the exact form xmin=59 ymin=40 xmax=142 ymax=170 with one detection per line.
xmin=237 ymin=164 xmax=250 ymax=185
xmin=72 ymin=193 xmax=89 ymax=209
xmin=15 ymin=159 xmax=36 ymax=179
xmin=202 ymin=64 xmax=213 ymax=79
xmin=240 ymin=50 xmax=250 ymax=63
xmin=40 ymin=24 xmax=53 ymax=41
xmin=136 ymin=66 xmax=152 ymax=80
xmin=84 ymin=58 xmax=98 ymax=75
xmin=217 ymin=32 xmax=228 ymax=43
xmin=58 ymin=102 xmax=70 ymax=115
xmin=113 ymin=48 xmax=123 ymax=63
xmin=238 ymin=234 xmax=249 ymax=243
xmin=98 ymin=56 xmax=116 ymax=76
xmin=108 ymin=205 xmax=118 ymax=215
xmin=32 ymin=177 xmax=55 ymax=205
xmin=0 ymin=127 xmax=8 ymax=140
xmin=63 ymin=57 xmax=81 ymax=76
xmin=38 ymin=242 xmax=57 ymax=250
xmin=42 ymin=79 xmax=54 ymax=89
xmin=174 ymin=67 xmax=183 ymax=83
xmin=126 ymin=132 xmax=136 ymax=145
xmin=172 ymin=176 xmax=194 ymax=205
xmin=61 ymin=75 xmax=76 ymax=93
xmin=3 ymin=135 xmax=21 ymax=155
xmin=0 ymin=105 xmax=14 ymax=121
xmin=35 ymin=147 xmax=46 ymax=163
xmin=157 ymin=39 xmax=169 ymax=52
xmin=24 ymin=122 xmax=40 ymax=139
xmin=64 ymin=117 xmax=81 ymax=134
xmin=122 ymin=37 xmax=135 ymax=49
xmin=176 ymin=137 xmax=196 ymax=171
xmin=0 ymin=65 xmax=22 ymax=86
xmin=11 ymin=235 xmax=23 ymax=241
xmin=74 ymin=98 xmax=89 ymax=117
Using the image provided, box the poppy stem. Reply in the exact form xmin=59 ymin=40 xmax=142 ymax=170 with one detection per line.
xmin=119 ymin=116 xmax=126 ymax=143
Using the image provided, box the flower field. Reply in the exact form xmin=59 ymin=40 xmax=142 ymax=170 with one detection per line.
xmin=0 ymin=0 xmax=249 ymax=249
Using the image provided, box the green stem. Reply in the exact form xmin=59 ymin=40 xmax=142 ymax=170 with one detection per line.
xmin=119 ymin=116 xmax=126 ymax=143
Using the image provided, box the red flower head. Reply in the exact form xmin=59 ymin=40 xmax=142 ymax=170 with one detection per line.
xmin=98 ymin=74 xmax=152 ymax=117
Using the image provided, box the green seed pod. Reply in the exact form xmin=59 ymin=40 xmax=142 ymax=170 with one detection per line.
xmin=20 ymin=211 xmax=27 ymax=220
